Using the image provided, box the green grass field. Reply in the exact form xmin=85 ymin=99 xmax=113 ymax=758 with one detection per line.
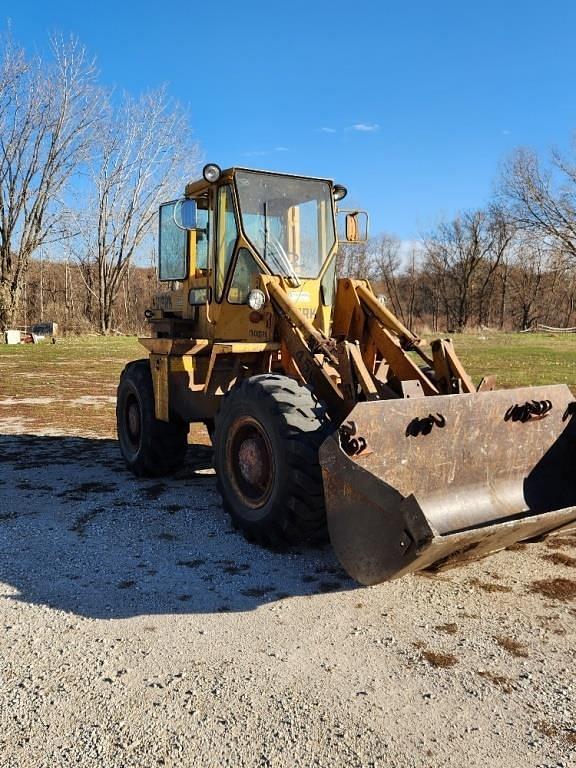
xmin=445 ymin=331 xmax=576 ymax=389
xmin=0 ymin=332 xmax=574 ymax=436
xmin=0 ymin=336 xmax=141 ymax=436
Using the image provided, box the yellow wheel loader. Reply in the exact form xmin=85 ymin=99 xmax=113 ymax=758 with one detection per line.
xmin=116 ymin=164 xmax=576 ymax=585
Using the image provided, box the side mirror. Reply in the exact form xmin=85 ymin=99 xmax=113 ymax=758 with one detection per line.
xmin=344 ymin=211 xmax=369 ymax=242
xmin=173 ymin=198 xmax=197 ymax=230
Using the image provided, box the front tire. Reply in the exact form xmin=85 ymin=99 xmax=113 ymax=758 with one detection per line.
xmin=213 ymin=374 xmax=332 ymax=546
xmin=116 ymin=359 xmax=188 ymax=477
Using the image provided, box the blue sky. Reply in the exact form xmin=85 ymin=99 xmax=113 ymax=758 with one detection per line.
xmin=5 ymin=1 xmax=576 ymax=239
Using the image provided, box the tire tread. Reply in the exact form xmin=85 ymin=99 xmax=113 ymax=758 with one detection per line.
xmin=213 ymin=374 xmax=332 ymax=546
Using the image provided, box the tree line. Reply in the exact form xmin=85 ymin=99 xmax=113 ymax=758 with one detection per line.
xmin=2 ymin=30 xmax=576 ymax=335
xmin=338 ymin=139 xmax=576 ymax=332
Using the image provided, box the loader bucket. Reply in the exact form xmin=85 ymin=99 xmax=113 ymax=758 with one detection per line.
xmin=319 ymin=384 xmax=576 ymax=585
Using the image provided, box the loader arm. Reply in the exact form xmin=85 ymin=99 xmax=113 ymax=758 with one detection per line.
xmin=263 ymin=277 xmax=350 ymax=422
xmin=333 ymin=278 xmax=477 ymax=396
xmin=263 ymin=276 xmax=479 ymax=428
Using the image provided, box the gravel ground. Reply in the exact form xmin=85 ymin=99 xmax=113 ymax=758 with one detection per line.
xmin=0 ymin=426 xmax=575 ymax=767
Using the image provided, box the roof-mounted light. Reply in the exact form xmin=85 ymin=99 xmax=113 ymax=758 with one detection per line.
xmin=203 ymin=163 xmax=222 ymax=183
xmin=333 ymin=184 xmax=348 ymax=201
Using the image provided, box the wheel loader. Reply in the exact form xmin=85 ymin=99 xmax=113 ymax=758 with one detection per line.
xmin=117 ymin=163 xmax=576 ymax=585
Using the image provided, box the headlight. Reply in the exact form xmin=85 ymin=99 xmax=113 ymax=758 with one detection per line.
xmin=333 ymin=184 xmax=348 ymax=201
xmin=203 ymin=163 xmax=222 ymax=183
xmin=247 ymin=289 xmax=266 ymax=311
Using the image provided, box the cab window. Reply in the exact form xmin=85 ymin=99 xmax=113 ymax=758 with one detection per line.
xmin=195 ymin=206 xmax=210 ymax=270
xmin=215 ymin=185 xmax=238 ymax=300
xmin=228 ymin=248 xmax=261 ymax=304
xmin=158 ymin=202 xmax=187 ymax=281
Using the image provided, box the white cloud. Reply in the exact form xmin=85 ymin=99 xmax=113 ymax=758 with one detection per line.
xmin=501 ymin=129 xmax=511 ymax=135
xmin=274 ymin=146 xmax=289 ymax=152
xmin=350 ymin=123 xmax=380 ymax=132
xmin=319 ymin=127 xmax=337 ymax=133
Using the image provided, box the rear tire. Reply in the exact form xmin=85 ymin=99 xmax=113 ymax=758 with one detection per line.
xmin=213 ymin=374 xmax=332 ymax=546
xmin=116 ymin=359 xmax=188 ymax=477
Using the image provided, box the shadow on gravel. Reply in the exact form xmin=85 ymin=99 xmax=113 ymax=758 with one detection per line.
xmin=0 ymin=433 xmax=354 ymax=619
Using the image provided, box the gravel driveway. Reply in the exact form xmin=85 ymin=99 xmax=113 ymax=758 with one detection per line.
xmin=0 ymin=425 xmax=574 ymax=767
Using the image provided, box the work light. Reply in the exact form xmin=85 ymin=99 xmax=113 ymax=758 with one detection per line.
xmin=247 ymin=289 xmax=266 ymax=311
xmin=203 ymin=163 xmax=222 ymax=183
xmin=333 ymin=184 xmax=348 ymax=201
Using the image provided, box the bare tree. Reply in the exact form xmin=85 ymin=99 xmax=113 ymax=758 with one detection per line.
xmin=0 ymin=33 xmax=101 ymax=329
xmin=336 ymin=239 xmax=374 ymax=280
xmin=371 ymin=234 xmax=405 ymax=320
xmin=501 ymin=144 xmax=576 ymax=261
xmin=424 ymin=207 xmax=513 ymax=330
xmin=475 ymin=206 xmax=514 ymax=325
xmin=402 ymin=246 xmax=422 ymax=329
xmin=73 ymin=87 xmax=199 ymax=333
xmin=505 ymin=235 xmax=547 ymax=330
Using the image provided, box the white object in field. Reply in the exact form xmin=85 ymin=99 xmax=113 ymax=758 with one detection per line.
xmin=5 ymin=330 xmax=20 ymax=344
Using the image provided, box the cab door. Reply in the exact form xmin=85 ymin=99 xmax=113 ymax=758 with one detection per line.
xmin=212 ymin=183 xmax=272 ymax=342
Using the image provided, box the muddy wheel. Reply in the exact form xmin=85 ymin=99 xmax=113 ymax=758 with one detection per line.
xmin=213 ymin=374 xmax=332 ymax=546
xmin=116 ymin=359 xmax=188 ymax=477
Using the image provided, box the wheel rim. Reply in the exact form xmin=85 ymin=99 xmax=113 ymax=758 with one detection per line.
xmin=227 ymin=416 xmax=275 ymax=509
xmin=125 ymin=394 xmax=142 ymax=450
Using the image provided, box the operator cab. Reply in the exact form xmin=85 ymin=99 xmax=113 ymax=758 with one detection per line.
xmin=154 ymin=164 xmax=367 ymax=338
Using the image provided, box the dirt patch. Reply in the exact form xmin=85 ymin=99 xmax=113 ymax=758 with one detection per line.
xmin=494 ymin=636 xmax=528 ymax=658
xmin=435 ymin=623 xmax=458 ymax=635
xmin=156 ymin=532 xmax=179 ymax=541
xmin=478 ymin=671 xmax=514 ymax=693
xmin=469 ymin=577 xmax=512 ymax=594
xmin=421 ymin=650 xmax=458 ymax=669
xmin=542 ymin=552 xmax=576 ymax=568
xmin=535 ymin=720 xmax=576 ymax=746
xmin=546 ymin=535 xmax=576 ymax=551
xmin=314 ymin=564 xmax=348 ymax=578
xmin=240 ymin=586 xmax=275 ymax=598
xmin=69 ymin=508 xmax=104 ymax=537
xmin=164 ymin=504 xmax=185 ymax=514
xmin=220 ymin=562 xmax=250 ymax=575
xmin=529 ymin=578 xmax=576 ymax=602
xmin=176 ymin=559 xmax=205 ymax=569
xmin=117 ymin=580 xmax=136 ymax=589
xmin=59 ymin=482 xmax=117 ymax=500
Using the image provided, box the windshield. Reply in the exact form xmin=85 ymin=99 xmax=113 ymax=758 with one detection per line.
xmin=235 ymin=170 xmax=336 ymax=279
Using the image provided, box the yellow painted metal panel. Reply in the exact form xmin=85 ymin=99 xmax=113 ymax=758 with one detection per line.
xmin=150 ymin=354 xmax=169 ymax=422
xmin=170 ymin=356 xmax=196 ymax=373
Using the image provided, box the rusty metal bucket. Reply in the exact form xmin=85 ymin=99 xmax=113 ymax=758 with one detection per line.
xmin=319 ymin=384 xmax=576 ymax=585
